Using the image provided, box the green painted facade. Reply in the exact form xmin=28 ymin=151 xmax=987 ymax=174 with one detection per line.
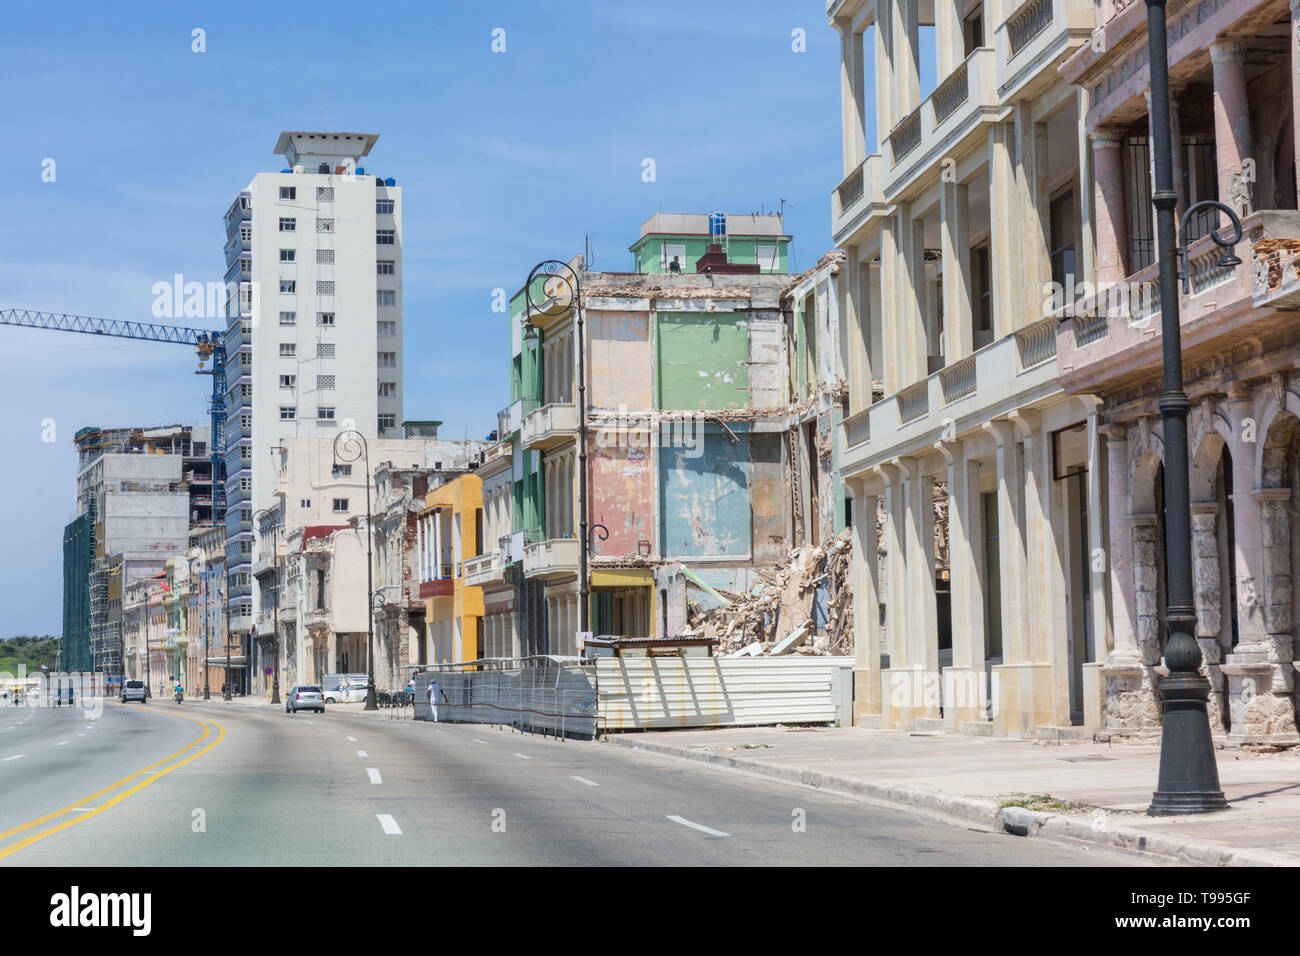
xmin=509 ymin=288 xmax=545 ymax=538
xmin=630 ymin=234 xmax=790 ymax=275
xmin=655 ymin=312 xmax=752 ymax=410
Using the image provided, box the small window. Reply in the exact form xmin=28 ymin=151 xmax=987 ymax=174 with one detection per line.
xmin=378 ymin=381 xmax=397 ymax=397
xmin=317 ymin=343 xmax=336 ymax=359
xmin=377 ymin=260 xmax=395 ymax=275
xmin=280 ymin=249 xmax=296 ymax=262
xmin=377 ymin=290 xmax=396 ymax=306
xmin=972 ymin=243 xmax=992 ymax=333
xmin=279 ymin=311 xmax=296 ymax=326
xmin=318 ymin=407 xmax=335 ymax=421
xmin=316 ymin=249 xmax=335 ymax=265
xmin=300 ymin=498 xmax=311 ymax=509
xmin=317 ymin=312 xmax=335 ymax=327
xmin=317 ymin=218 xmax=334 ymax=233
xmin=662 ymin=243 xmax=686 ymax=270
xmin=280 ymin=186 xmax=296 ymax=200
xmin=1049 ymin=189 xmax=1077 ymax=291
xmin=377 ymin=229 xmax=395 ymax=244
xmin=377 ymin=199 xmax=394 ymax=214
xmin=378 ymin=351 xmax=396 ymax=367
xmin=279 ymin=374 xmax=296 ymax=388
xmin=316 ymin=187 xmax=334 ymax=201
xmin=963 ymin=5 xmax=984 ymax=57
xmin=280 ymin=343 xmax=296 ymax=357
xmin=317 ymin=375 xmax=335 ymax=389
xmin=278 ymin=217 xmax=296 ymax=232
xmin=280 ymin=406 xmax=296 ymax=421
xmin=378 ymin=414 xmax=396 ymax=431
xmin=317 ymin=280 xmax=335 ymax=295
xmin=331 ymin=464 xmax=352 ymax=477
xmin=755 ymin=244 xmax=778 ymax=272
xmin=280 ymin=280 xmax=296 ymax=294
xmin=332 ymin=498 xmax=349 ymax=513
xmin=377 ymin=320 xmax=396 ymax=336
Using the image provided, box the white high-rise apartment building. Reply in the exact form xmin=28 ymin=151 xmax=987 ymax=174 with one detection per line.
xmin=221 ymin=131 xmax=404 ymax=636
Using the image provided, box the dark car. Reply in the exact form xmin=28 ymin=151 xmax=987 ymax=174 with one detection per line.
xmin=285 ymin=686 xmax=324 ymax=714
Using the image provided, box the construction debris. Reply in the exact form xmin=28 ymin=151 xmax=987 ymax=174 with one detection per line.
xmin=688 ymin=527 xmax=855 ymax=657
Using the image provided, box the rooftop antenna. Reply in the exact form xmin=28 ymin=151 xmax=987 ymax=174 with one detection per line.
xmin=779 ymin=198 xmax=799 ymax=233
xmin=323 ymin=81 xmax=328 ymax=131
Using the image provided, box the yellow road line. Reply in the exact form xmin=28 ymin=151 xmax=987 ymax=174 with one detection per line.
xmin=0 ymin=705 xmax=225 ymax=860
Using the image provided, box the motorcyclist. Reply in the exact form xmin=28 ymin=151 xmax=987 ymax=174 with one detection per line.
xmin=174 ymin=683 xmax=184 ymax=703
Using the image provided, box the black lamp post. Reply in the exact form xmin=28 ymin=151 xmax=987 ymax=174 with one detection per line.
xmin=1144 ymin=0 xmax=1236 ymax=815
xmin=333 ymin=427 xmax=377 ymax=710
xmin=522 ymin=260 xmax=592 ymax=649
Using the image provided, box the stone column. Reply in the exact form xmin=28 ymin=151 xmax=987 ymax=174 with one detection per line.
xmin=837 ymin=20 xmax=867 ymax=175
xmin=988 ymin=121 xmax=1018 ymax=339
xmin=902 ymin=458 xmax=940 ymax=726
xmin=1014 ymin=104 xmax=1051 ymax=323
xmin=849 ymin=477 xmax=884 ymax=723
xmin=892 ymin=0 xmax=920 ymax=122
xmin=939 ymin=440 xmax=986 ymax=729
xmin=1169 ymin=83 xmax=1187 ymax=223
xmin=1191 ymin=501 xmax=1227 ymax=731
xmin=935 ymin=0 xmax=962 ymax=79
xmin=879 ymin=214 xmax=902 ymax=394
xmin=940 ymin=175 xmax=973 ymax=359
xmin=874 ymin=1 xmax=895 ymax=147
xmin=878 ymin=462 xmax=910 ymax=726
xmin=1210 ymin=39 xmax=1255 ymax=219
xmin=1091 ymin=129 xmax=1129 ymax=286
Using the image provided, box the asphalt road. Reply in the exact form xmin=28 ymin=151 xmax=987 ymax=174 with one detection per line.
xmin=0 ymin=698 xmax=1149 ymax=866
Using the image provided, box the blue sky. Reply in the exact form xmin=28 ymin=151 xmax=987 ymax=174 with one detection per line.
xmin=0 ymin=0 xmax=854 ymax=637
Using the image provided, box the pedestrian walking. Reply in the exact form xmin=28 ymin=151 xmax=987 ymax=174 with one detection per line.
xmin=427 ymin=678 xmax=448 ymax=722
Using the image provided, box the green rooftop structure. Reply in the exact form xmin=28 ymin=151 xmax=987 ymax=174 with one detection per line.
xmin=630 ymin=212 xmax=791 ymax=275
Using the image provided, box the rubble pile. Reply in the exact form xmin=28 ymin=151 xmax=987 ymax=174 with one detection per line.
xmin=686 ymin=528 xmax=855 ymax=658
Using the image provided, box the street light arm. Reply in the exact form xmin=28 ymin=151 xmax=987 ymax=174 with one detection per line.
xmin=1177 ymin=200 xmax=1244 ymax=294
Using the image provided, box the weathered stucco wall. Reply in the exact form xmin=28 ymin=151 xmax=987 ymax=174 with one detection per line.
xmin=750 ymin=432 xmax=787 ymax=564
xmin=589 ymin=310 xmax=652 ymax=411
xmin=659 ymin=424 xmax=752 ymax=559
xmin=656 ymin=312 xmax=751 ymax=410
xmin=590 ymin=440 xmax=654 ymax=558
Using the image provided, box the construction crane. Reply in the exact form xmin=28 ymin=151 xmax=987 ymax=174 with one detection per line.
xmin=0 ymin=308 xmax=227 ymax=516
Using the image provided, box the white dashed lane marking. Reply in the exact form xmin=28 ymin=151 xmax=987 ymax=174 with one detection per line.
xmin=3 ymin=755 xmax=26 ymax=762
xmin=377 ymin=814 xmax=402 ymax=835
xmin=347 ymin=736 xmax=357 ymax=742
xmin=367 ymin=768 xmax=382 ymax=784
xmin=570 ymin=776 xmax=599 ymax=787
xmin=666 ymin=815 xmax=730 ymax=838
xmin=356 ymin=750 xmax=368 ymax=757
xmin=57 ymin=740 xmax=69 ymax=746
xmin=513 ymin=753 xmax=532 ymax=760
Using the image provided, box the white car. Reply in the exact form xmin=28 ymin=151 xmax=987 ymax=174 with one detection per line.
xmin=323 ymin=681 xmax=368 ymax=704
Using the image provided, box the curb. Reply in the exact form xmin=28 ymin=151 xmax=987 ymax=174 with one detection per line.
xmin=608 ymin=735 xmax=1290 ymax=867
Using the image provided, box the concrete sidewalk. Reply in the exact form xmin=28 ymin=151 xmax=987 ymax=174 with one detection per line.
xmin=607 ymin=725 xmax=1300 ymax=865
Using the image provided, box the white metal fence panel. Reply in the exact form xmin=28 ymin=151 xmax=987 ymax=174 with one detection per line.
xmin=414 ymin=662 xmax=597 ymax=738
xmin=595 ymin=656 xmax=853 ymax=731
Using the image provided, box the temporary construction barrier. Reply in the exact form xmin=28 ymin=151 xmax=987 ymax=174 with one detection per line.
xmin=412 ymin=655 xmax=852 ymax=737
xmin=413 ymin=658 xmax=597 ymax=739
xmin=595 ymin=655 xmax=853 ymax=730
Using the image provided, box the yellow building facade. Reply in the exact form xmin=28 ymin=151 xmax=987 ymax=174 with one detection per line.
xmin=418 ymin=474 xmax=485 ymax=664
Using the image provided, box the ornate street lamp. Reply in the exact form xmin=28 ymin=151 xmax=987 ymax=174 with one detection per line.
xmin=1143 ymin=0 xmax=1237 ymax=815
xmin=333 ymin=427 xmax=377 ymax=710
xmin=522 ymin=259 xmax=592 ymax=649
